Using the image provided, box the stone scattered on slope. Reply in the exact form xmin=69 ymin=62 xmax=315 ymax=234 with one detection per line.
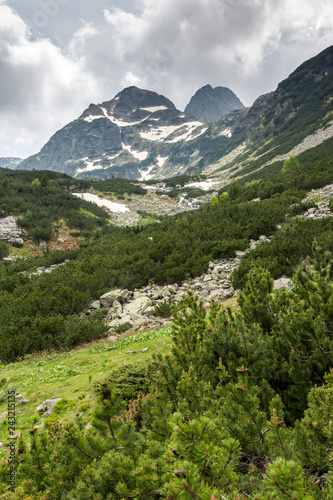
xmin=36 ymin=398 xmax=63 ymax=417
xmin=0 ymin=216 xmax=24 ymax=247
xmin=81 ymin=232 xmax=299 ymax=335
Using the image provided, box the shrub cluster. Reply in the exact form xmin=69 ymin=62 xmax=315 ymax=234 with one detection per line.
xmin=3 ymin=243 xmax=333 ymax=498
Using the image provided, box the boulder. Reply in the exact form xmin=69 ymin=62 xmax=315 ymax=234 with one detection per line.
xmin=90 ymin=300 xmax=101 ymax=310
xmin=150 ymin=286 xmax=163 ymax=300
xmin=36 ymin=398 xmax=63 ymax=417
xmin=133 ymin=316 xmax=149 ymax=330
xmin=112 ymin=299 xmax=123 ymax=316
xmin=107 ymin=315 xmax=134 ymax=332
xmin=18 ymin=399 xmax=30 ymax=406
xmin=123 ymin=297 xmax=153 ymax=316
xmin=7 ymin=237 xmax=24 ymax=248
xmin=100 ymin=289 xmax=132 ymax=308
xmin=107 ymin=335 xmax=118 ymax=343
xmin=273 ymin=277 xmax=292 ymax=291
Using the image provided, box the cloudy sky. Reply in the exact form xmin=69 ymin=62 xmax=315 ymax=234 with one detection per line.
xmin=1 ymin=0 xmax=333 ymax=159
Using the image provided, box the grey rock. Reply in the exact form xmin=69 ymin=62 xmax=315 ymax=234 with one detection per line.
xmin=7 ymin=237 xmax=24 ymax=248
xmin=112 ymin=299 xmax=123 ymax=315
xmin=124 ymin=297 xmax=152 ymax=316
xmin=107 ymin=335 xmax=118 ymax=343
xmin=108 ymin=315 xmax=134 ymax=332
xmin=150 ymin=286 xmax=163 ymax=300
xmin=0 ymin=411 xmax=8 ymax=420
xmin=133 ymin=318 xmax=149 ymax=330
xmin=18 ymin=399 xmax=30 ymax=406
xmin=36 ymin=398 xmax=63 ymax=417
xmin=100 ymin=289 xmax=131 ymax=308
xmin=184 ymin=84 xmax=244 ymax=123
xmin=273 ymin=277 xmax=292 ymax=291
xmin=90 ymin=300 xmax=101 ymax=310
xmin=34 ymin=423 xmax=45 ymax=430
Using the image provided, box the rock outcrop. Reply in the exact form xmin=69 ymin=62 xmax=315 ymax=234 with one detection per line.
xmin=36 ymin=398 xmax=63 ymax=417
xmin=185 ymin=85 xmax=244 ymax=123
xmin=0 ymin=216 xmax=24 ymax=247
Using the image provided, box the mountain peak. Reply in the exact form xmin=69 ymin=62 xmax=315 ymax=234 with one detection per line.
xmin=110 ymin=86 xmax=176 ymax=114
xmin=184 ymin=85 xmax=244 ymax=123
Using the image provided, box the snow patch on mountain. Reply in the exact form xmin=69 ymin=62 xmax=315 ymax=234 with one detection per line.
xmin=73 ymin=193 xmax=129 ymax=213
xmin=167 ymin=122 xmax=206 ymax=143
xmin=185 ymin=180 xmax=217 ymax=191
xmin=101 ymin=107 xmax=149 ymax=127
xmin=83 ymin=114 xmax=105 ymax=123
xmin=139 ymin=122 xmax=205 ymax=142
xmin=138 ymin=166 xmax=156 ymax=181
xmin=157 ymin=156 xmax=168 ymax=167
xmin=219 ymin=128 xmax=233 ymax=138
xmin=140 ymin=106 xmax=169 ymax=112
xmin=122 ymin=143 xmax=149 ymax=161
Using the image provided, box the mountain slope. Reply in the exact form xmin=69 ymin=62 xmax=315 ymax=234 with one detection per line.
xmin=184 ymin=84 xmax=244 ymax=123
xmin=19 ymin=87 xmax=207 ymax=180
xmin=0 ymin=157 xmax=23 ymax=169
xmin=199 ymin=45 xmax=333 ymax=183
xmin=16 ymin=45 xmax=333 ymax=183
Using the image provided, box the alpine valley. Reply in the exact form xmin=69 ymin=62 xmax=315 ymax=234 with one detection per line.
xmin=1 ymin=45 xmax=333 ymax=500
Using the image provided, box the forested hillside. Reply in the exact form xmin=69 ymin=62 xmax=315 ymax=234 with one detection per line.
xmin=1 ymin=145 xmax=333 ymax=497
xmin=0 ymin=154 xmax=333 ymax=363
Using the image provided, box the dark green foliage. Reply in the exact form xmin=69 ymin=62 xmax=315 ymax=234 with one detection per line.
xmin=2 ymin=152 xmax=333 ymax=362
xmin=153 ymin=299 xmax=174 ymax=318
xmin=106 ymin=364 xmax=150 ymax=401
xmin=8 ymin=244 xmax=333 ymax=498
xmin=0 ymin=241 xmax=8 ymax=260
xmin=232 ymin=218 xmax=333 ymax=289
xmin=0 ymin=167 xmax=108 ymax=241
xmin=281 ymin=155 xmax=300 ymax=174
xmin=227 ymin=180 xmax=243 ymax=200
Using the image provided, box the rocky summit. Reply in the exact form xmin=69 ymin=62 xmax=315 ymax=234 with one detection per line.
xmin=184 ymin=84 xmax=244 ymax=123
xmin=19 ymin=87 xmax=207 ymax=181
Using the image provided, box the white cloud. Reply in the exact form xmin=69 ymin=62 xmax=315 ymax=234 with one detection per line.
xmin=0 ymin=3 xmax=110 ymax=157
xmin=103 ymin=0 xmax=333 ymax=107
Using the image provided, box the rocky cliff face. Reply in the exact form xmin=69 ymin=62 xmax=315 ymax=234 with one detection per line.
xmin=19 ymin=87 xmax=207 ymax=180
xmin=0 ymin=157 xmax=23 ymax=169
xmin=184 ymin=85 xmax=244 ymax=123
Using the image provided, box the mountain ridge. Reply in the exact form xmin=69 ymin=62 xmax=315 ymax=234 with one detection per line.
xmin=16 ymin=45 xmax=333 ymax=184
xmin=19 ymin=87 xmax=207 ymax=180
